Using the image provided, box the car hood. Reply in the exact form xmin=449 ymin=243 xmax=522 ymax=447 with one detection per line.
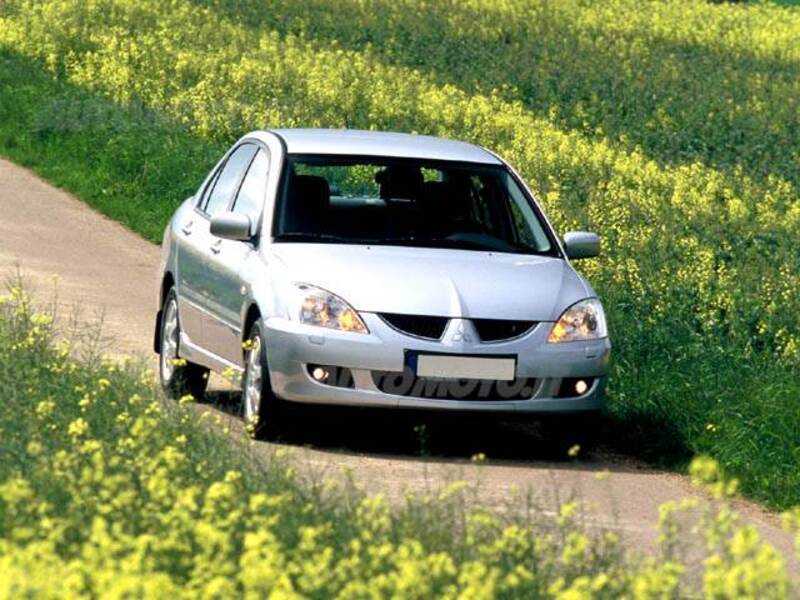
xmin=269 ymin=244 xmax=590 ymax=321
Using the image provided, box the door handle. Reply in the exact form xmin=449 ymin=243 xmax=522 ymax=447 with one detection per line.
xmin=210 ymin=240 xmax=222 ymax=254
xmin=181 ymin=221 xmax=194 ymax=236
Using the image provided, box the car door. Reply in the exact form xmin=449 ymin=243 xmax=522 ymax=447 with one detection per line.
xmin=175 ymin=167 xmax=221 ymax=349
xmin=204 ymin=147 xmax=271 ymax=365
xmin=186 ymin=143 xmax=258 ymax=354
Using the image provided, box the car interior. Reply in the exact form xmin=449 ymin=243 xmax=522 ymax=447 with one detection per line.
xmin=277 ymin=159 xmax=551 ymax=254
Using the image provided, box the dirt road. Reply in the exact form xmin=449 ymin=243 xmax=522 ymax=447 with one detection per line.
xmin=1 ymin=156 xmax=794 ymax=560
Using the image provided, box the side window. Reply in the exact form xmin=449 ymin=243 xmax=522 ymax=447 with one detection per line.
xmin=506 ymin=175 xmax=552 ymax=252
xmin=507 ymin=195 xmax=537 ymax=248
xmin=197 ymin=168 xmax=221 ymax=210
xmin=203 ymin=144 xmax=258 ymax=216
xmin=232 ymin=149 xmax=270 ymax=226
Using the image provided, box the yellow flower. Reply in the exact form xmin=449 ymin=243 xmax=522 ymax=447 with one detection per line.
xmin=67 ymin=418 xmax=89 ymax=440
xmin=438 ymin=480 xmax=469 ymax=501
xmin=471 ymin=452 xmax=487 ymax=463
xmin=594 ymin=469 xmax=610 ymax=481
xmin=35 ymin=400 xmax=56 ymax=419
xmin=222 ymin=366 xmax=241 ymax=383
xmin=30 ymin=313 xmax=53 ymax=326
xmin=567 ymin=444 xmax=581 ymax=458
xmin=558 ymin=501 xmax=579 ymax=528
xmin=561 ymin=531 xmax=589 ymax=565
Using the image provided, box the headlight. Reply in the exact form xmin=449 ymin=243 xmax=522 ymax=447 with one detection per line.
xmin=293 ymin=284 xmax=368 ymax=333
xmin=547 ymin=298 xmax=607 ymax=343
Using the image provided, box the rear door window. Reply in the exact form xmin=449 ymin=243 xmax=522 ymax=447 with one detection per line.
xmin=203 ymin=144 xmax=258 ymax=216
xmin=197 ymin=168 xmax=221 ymax=210
xmin=232 ymin=149 xmax=270 ymax=226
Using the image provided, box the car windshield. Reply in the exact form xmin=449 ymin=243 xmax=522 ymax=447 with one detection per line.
xmin=273 ymin=155 xmax=555 ymax=255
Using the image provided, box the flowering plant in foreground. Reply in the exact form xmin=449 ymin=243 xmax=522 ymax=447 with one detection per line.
xmin=1 ymin=288 xmax=798 ymax=598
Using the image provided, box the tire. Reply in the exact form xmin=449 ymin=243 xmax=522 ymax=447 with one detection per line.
xmin=242 ymin=319 xmax=287 ymax=440
xmin=159 ymin=289 xmax=209 ymax=400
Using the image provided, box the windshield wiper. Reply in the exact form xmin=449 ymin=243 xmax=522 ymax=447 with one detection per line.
xmin=429 ymin=236 xmax=543 ymax=255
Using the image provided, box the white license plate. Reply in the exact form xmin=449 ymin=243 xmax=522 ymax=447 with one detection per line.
xmin=416 ymin=355 xmax=516 ymax=381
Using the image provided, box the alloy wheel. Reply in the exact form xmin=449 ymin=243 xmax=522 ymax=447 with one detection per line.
xmin=160 ymin=298 xmax=179 ymax=385
xmin=244 ymin=334 xmax=263 ymax=426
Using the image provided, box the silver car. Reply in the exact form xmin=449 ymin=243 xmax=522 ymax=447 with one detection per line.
xmin=155 ymin=129 xmax=610 ymax=438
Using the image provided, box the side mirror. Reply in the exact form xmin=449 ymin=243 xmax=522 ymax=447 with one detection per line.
xmin=210 ymin=212 xmax=252 ymax=241
xmin=563 ymin=231 xmax=600 ymax=260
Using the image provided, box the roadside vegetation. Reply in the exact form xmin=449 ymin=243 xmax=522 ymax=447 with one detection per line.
xmin=2 ymin=287 xmax=799 ymax=598
xmin=0 ymin=0 xmax=799 ymax=509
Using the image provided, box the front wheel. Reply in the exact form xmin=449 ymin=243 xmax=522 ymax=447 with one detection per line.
xmin=159 ymin=289 xmax=209 ymax=400
xmin=242 ymin=319 xmax=287 ymax=439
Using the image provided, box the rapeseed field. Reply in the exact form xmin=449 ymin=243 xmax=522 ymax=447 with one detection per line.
xmin=0 ymin=0 xmax=798 ymax=510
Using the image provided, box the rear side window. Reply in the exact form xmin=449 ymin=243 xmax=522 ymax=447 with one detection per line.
xmin=202 ymin=144 xmax=258 ymax=215
xmin=197 ymin=168 xmax=221 ymax=210
xmin=233 ymin=149 xmax=270 ymax=225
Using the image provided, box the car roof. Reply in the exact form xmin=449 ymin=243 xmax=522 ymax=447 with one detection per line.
xmin=264 ymin=128 xmax=502 ymax=165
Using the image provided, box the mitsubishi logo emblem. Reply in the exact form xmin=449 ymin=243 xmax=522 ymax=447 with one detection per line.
xmin=451 ymin=321 xmax=473 ymax=343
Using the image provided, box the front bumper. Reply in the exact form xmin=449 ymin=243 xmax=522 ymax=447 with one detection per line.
xmin=263 ymin=313 xmax=611 ymax=414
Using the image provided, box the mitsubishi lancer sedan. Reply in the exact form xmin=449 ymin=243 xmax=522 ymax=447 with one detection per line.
xmin=154 ymin=129 xmax=610 ymax=438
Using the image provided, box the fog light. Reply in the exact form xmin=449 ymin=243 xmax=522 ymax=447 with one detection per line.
xmin=556 ymin=377 xmax=595 ymax=398
xmin=312 ymin=367 xmax=329 ymax=382
xmin=307 ymin=364 xmax=355 ymax=388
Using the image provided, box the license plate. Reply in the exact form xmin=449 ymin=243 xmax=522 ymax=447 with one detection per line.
xmin=415 ymin=354 xmax=516 ymax=381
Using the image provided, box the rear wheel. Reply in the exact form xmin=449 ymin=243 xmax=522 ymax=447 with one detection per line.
xmin=242 ymin=319 xmax=287 ymax=439
xmin=159 ymin=289 xmax=209 ymax=400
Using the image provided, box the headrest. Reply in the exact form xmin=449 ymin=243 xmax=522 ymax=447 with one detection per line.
xmin=375 ymin=166 xmax=423 ymax=201
xmin=291 ymin=175 xmax=330 ymax=209
xmin=421 ymin=178 xmax=472 ymax=221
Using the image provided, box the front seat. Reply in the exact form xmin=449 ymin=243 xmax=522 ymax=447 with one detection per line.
xmin=424 ymin=176 xmax=480 ymax=237
xmin=284 ymin=174 xmax=330 ymax=233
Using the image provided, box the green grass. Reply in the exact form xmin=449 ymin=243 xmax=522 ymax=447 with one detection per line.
xmin=0 ymin=51 xmax=223 ymax=242
xmin=0 ymin=0 xmax=799 ymax=510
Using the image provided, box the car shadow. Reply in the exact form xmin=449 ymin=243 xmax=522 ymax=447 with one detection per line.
xmin=202 ymin=388 xmax=661 ymax=467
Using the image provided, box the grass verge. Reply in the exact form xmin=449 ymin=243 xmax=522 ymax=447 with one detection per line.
xmin=0 ymin=50 xmax=222 ymax=242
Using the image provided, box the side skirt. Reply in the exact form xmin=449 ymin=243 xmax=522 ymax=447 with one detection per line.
xmin=179 ymin=332 xmax=245 ymax=377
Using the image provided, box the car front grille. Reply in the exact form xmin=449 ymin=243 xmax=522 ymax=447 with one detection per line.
xmin=371 ymin=369 xmax=538 ymax=401
xmin=379 ymin=313 xmax=449 ymax=340
xmin=379 ymin=314 xmax=537 ymax=343
xmin=472 ymin=319 xmax=536 ymax=342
